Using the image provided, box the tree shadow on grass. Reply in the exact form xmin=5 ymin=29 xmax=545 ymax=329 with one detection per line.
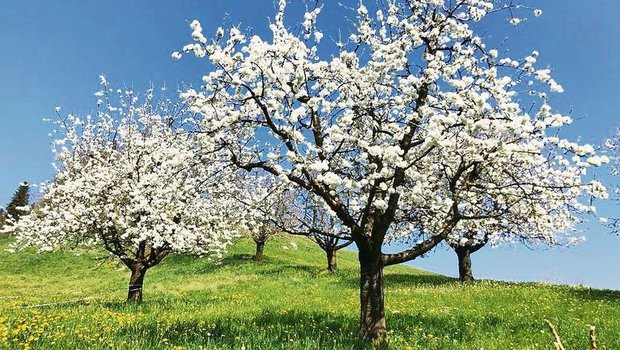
xmin=338 ymin=273 xmax=457 ymax=291
xmin=248 ymin=261 xmax=325 ymax=276
xmin=384 ymin=273 xmax=456 ymax=287
xmin=564 ymin=287 xmax=620 ymax=303
xmin=167 ymin=253 xmax=337 ymax=280
xmin=109 ymin=308 xmax=545 ymax=350
xmin=97 ymin=298 xmax=204 ymax=313
xmin=173 ymin=254 xmax=458 ymax=290
xmin=115 ymin=310 xmax=374 ymax=350
xmin=161 ymin=253 xmax=252 ymax=274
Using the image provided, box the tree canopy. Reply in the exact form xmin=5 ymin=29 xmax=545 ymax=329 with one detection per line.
xmin=175 ymin=0 xmax=608 ymax=341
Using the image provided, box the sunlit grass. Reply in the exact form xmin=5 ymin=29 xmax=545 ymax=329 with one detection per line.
xmin=0 ymin=236 xmax=618 ymax=349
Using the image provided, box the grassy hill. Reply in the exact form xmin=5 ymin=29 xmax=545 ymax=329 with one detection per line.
xmin=0 ymin=236 xmax=619 ymax=350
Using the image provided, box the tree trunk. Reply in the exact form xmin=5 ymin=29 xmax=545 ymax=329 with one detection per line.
xmin=358 ymin=250 xmax=387 ymax=343
xmin=455 ymin=247 xmax=474 ymax=283
xmin=127 ymin=263 xmax=147 ymax=303
xmin=253 ymin=240 xmax=265 ymax=261
xmin=326 ymin=248 xmax=337 ymax=272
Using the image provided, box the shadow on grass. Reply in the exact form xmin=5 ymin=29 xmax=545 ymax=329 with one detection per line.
xmin=162 ymin=253 xmax=331 ymax=279
xmin=110 ymin=308 xmax=541 ymax=350
xmin=115 ymin=310 xmax=374 ymax=349
xmin=248 ymin=261 xmax=325 ymax=276
xmin=384 ymin=273 xmax=456 ymax=287
xmin=97 ymin=299 xmax=189 ymax=312
xmin=338 ymin=273 xmax=457 ymax=291
xmin=565 ymin=287 xmax=620 ymax=303
xmin=162 ymin=253 xmax=251 ymax=274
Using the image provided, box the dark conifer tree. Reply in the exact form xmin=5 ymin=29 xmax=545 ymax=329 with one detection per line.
xmin=5 ymin=182 xmax=30 ymax=221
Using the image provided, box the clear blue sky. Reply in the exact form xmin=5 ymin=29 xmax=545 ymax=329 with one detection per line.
xmin=1 ymin=1 xmax=619 ymax=289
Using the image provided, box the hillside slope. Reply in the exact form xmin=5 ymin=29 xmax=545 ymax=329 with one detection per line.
xmin=0 ymin=236 xmax=618 ymax=349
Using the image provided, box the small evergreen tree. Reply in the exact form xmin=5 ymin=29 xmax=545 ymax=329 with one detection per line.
xmin=5 ymin=182 xmax=29 ymax=221
xmin=0 ymin=208 xmax=6 ymax=229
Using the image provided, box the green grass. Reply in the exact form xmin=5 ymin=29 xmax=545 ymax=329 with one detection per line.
xmin=0 ymin=236 xmax=618 ymax=350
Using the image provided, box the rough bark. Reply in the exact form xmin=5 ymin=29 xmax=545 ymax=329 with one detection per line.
xmin=358 ymin=249 xmax=387 ymax=343
xmin=326 ymin=248 xmax=337 ymax=273
xmin=253 ymin=240 xmax=266 ymax=261
xmin=455 ymin=247 xmax=474 ymax=283
xmin=127 ymin=263 xmax=147 ymax=303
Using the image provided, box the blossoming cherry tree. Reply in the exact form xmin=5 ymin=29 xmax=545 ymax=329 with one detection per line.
xmin=176 ymin=0 xmax=607 ymax=341
xmin=7 ymin=86 xmax=240 ymax=303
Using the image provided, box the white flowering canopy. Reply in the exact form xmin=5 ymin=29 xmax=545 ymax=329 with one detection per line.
xmin=282 ymin=190 xmax=351 ymax=241
xmin=7 ymin=83 xmax=241 ymax=265
xmin=236 ymin=172 xmax=294 ymax=242
xmin=176 ymin=0 xmax=607 ymax=264
xmin=602 ymin=131 xmax=620 ymax=234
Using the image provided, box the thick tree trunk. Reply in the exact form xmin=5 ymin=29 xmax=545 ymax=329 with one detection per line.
xmin=253 ymin=240 xmax=265 ymax=261
xmin=455 ymin=247 xmax=474 ymax=283
xmin=358 ymin=250 xmax=386 ymax=343
xmin=127 ymin=263 xmax=147 ymax=303
xmin=326 ymin=248 xmax=337 ymax=272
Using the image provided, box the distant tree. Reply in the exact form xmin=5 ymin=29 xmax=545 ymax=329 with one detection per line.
xmin=447 ymin=226 xmax=585 ymax=283
xmin=285 ymin=192 xmax=352 ymax=273
xmin=5 ymin=83 xmax=241 ymax=303
xmin=0 ymin=208 xmax=6 ymax=230
xmin=447 ymin=231 xmax=487 ymax=283
xmin=603 ymin=132 xmax=620 ymax=234
xmin=308 ymin=220 xmax=352 ymax=273
xmin=5 ymin=182 xmax=30 ymax=221
xmin=241 ymin=176 xmax=352 ymax=270
xmin=240 ymin=174 xmax=292 ymax=261
xmin=443 ymin=150 xmax=607 ymax=283
xmin=251 ymin=225 xmax=274 ymax=261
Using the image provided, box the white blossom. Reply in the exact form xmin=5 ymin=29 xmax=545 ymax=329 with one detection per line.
xmin=173 ymin=0 xmax=607 ymax=338
xmin=6 ymin=85 xmax=242 ymax=265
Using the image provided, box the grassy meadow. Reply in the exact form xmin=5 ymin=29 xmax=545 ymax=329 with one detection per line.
xmin=0 ymin=236 xmax=619 ymax=349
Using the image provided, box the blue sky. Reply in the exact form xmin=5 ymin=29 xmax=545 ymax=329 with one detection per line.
xmin=1 ymin=1 xmax=619 ymax=289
